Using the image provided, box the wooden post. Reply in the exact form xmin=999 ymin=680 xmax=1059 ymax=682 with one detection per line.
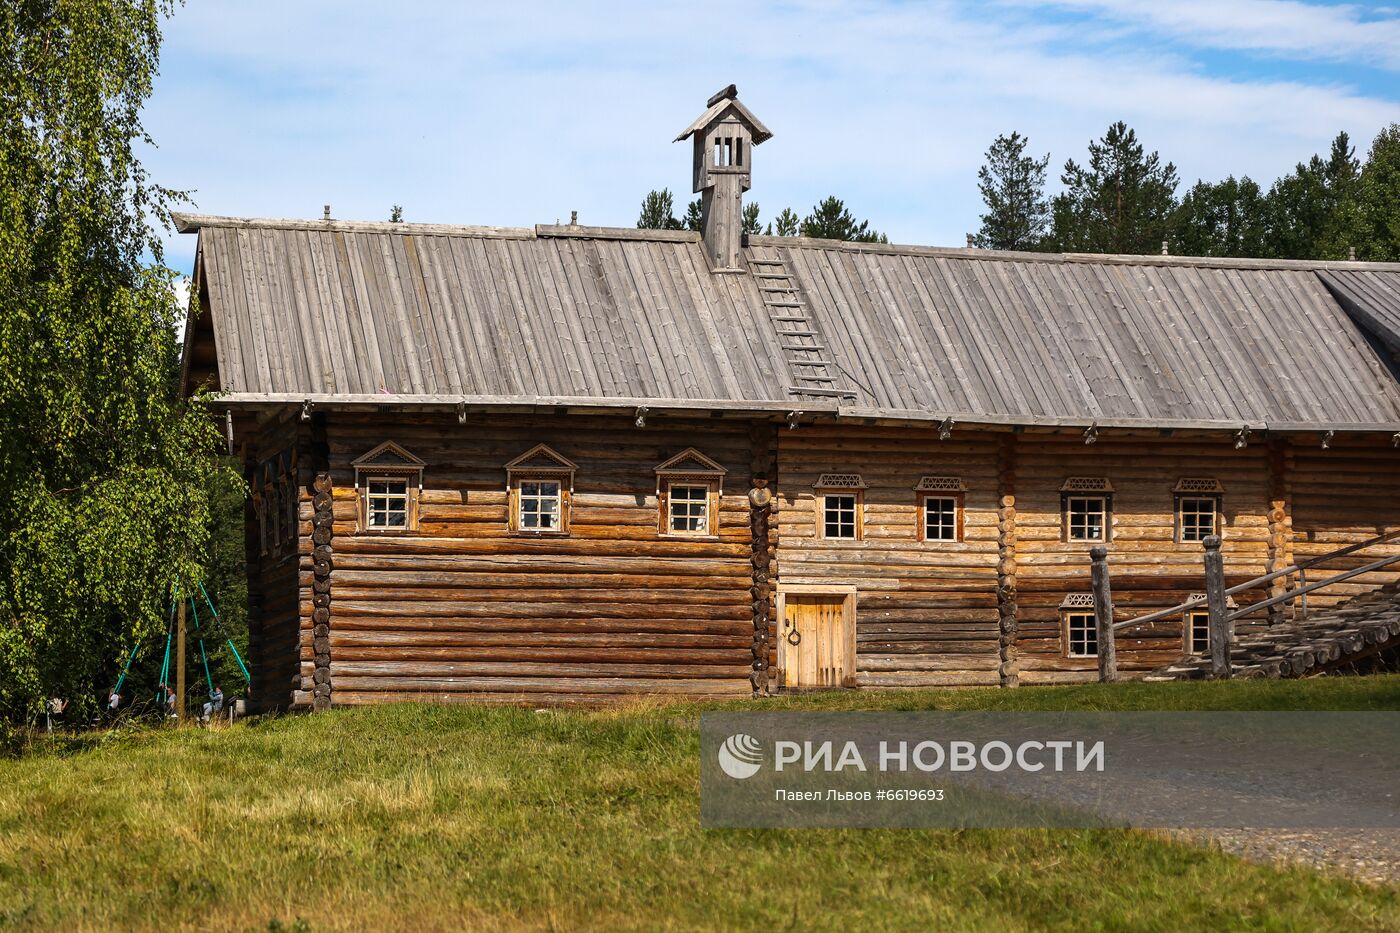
xmin=176 ymin=596 xmax=187 ymax=721
xmin=1090 ymin=545 xmax=1117 ymax=682
xmin=996 ymin=436 xmax=1019 ymax=687
xmin=1203 ymin=535 xmax=1231 ymax=679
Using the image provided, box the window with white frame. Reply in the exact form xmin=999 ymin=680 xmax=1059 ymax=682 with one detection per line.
xmin=352 ymin=441 xmax=425 ymax=534
xmin=506 ymin=444 xmax=576 ymax=534
xmin=1175 ymin=479 xmax=1224 ymax=543
xmin=915 ymin=476 xmax=964 ymax=543
xmin=518 ymin=479 xmax=562 ymax=530
xmin=654 ymin=448 xmax=726 ymax=538
xmin=667 ymin=483 xmax=710 ymax=534
xmin=366 ymin=477 xmax=409 ymax=529
xmin=1065 ymin=496 xmax=1108 ymax=541
xmin=1064 ymin=611 xmax=1098 ymax=658
xmin=823 ymin=494 xmax=859 ymax=539
xmin=922 ymin=496 xmax=960 ymax=541
xmin=1061 ymin=478 xmax=1113 ymax=542
xmin=817 ymin=474 xmax=865 ymax=540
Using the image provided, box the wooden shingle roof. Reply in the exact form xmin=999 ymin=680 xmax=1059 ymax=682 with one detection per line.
xmin=176 ymin=212 xmax=1400 ymax=432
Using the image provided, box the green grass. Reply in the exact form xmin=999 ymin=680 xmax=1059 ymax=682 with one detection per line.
xmin=2 ymin=677 xmax=1399 ymax=931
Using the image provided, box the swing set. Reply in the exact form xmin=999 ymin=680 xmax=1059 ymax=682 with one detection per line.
xmin=109 ymin=582 xmax=250 ymax=722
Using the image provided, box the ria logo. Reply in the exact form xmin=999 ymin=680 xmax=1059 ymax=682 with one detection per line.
xmin=718 ymin=733 xmax=764 ymax=779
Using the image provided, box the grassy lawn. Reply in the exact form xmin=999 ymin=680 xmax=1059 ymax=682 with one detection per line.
xmin=1 ymin=677 xmax=1398 ymax=931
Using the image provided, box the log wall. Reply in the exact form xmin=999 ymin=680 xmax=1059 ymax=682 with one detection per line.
xmin=1012 ymin=433 xmax=1274 ymax=684
xmin=305 ymin=413 xmax=759 ymax=705
xmin=241 ymin=412 xmax=1400 ymax=704
xmin=775 ymin=425 xmax=1003 ymax=688
xmin=1289 ymin=436 xmax=1400 ymax=609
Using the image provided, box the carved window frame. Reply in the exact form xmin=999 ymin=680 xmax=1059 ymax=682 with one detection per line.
xmin=506 ymin=444 xmax=576 ymax=536
xmin=1174 ymin=478 xmax=1224 ymax=544
xmin=1061 ymin=599 xmax=1099 ymax=658
xmin=352 ymin=441 xmax=425 ymax=534
xmin=915 ymin=476 xmax=965 ymax=543
xmin=655 ymin=448 xmax=726 ymax=539
xmin=1061 ymin=478 xmax=1113 ymax=543
xmin=816 ymin=474 xmax=866 ymax=541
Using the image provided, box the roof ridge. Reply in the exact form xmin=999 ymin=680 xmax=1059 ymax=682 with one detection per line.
xmin=170 ymin=213 xmax=1400 ymax=272
xmin=744 ymin=234 xmax=1400 ymax=272
xmin=170 ymin=212 xmax=536 ymax=238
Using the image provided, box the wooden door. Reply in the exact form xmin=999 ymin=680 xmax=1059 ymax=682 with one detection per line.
xmin=780 ymin=594 xmax=854 ymax=689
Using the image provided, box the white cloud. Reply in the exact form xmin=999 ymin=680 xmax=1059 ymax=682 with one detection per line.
xmin=1020 ymin=0 xmax=1400 ymax=69
xmin=144 ymin=0 xmax=1400 ymax=268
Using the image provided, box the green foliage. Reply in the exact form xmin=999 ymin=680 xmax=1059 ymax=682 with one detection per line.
xmin=971 ymin=132 xmax=1050 ymax=250
xmin=0 ymin=1 xmax=228 ymax=722
xmin=1263 ymin=132 xmax=1366 ymax=261
xmin=1169 ymin=176 xmax=1269 ymax=258
xmin=1049 ymin=122 xmax=1179 ymax=254
xmin=769 ymin=207 xmax=800 ymax=237
xmin=800 ymin=196 xmax=887 ymax=242
xmin=1359 ymin=125 xmax=1400 ymax=262
xmin=682 ymin=197 xmax=703 ymax=232
xmin=741 ymin=201 xmax=761 ymax=236
xmin=388 ymin=204 xmax=403 ymax=223
xmin=635 ymin=188 xmax=683 ymax=230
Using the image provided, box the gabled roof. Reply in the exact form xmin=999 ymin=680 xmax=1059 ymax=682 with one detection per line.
xmin=674 ymin=84 xmax=773 ymax=144
xmin=176 ymin=211 xmax=1400 ymax=433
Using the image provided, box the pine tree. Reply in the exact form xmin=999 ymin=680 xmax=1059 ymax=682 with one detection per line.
xmin=1048 ymin=122 xmax=1179 ymax=254
xmin=637 ymin=189 xmax=683 ymax=230
xmin=1359 ymin=124 xmax=1400 ymax=261
xmin=742 ymin=202 xmax=762 ymax=236
xmin=682 ymin=198 xmax=703 ymax=232
xmin=1169 ymin=177 xmax=1268 ymax=258
xmin=971 ymin=132 xmax=1050 ymax=250
xmin=769 ymin=208 xmax=800 ymax=237
xmin=800 ymin=196 xmax=887 ymax=242
xmin=1263 ymin=133 xmax=1366 ymax=260
xmin=389 ymin=205 xmax=404 ymax=223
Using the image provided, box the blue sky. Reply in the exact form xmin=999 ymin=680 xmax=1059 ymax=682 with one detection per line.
xmin=146 ymin=1 xmax=1400 ymax=276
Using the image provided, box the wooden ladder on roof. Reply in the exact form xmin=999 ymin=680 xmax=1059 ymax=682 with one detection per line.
xmin=747 ymin=255 xmax=856 ymax=400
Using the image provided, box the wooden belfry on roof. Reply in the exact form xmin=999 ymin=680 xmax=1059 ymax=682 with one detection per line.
xmin=177 ymin=85 xmax=1400 ymax=710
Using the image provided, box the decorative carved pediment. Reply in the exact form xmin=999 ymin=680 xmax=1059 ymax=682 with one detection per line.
xmin=505 ymin=444 xmax=577 ymax=475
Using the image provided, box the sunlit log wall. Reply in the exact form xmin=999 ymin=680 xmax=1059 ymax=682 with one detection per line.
xmin=294 ymin=412 xmax=760 ymax=707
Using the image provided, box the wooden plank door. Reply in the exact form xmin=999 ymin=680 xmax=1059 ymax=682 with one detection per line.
xmin=781 ymin=594 xmax=854 ymax=688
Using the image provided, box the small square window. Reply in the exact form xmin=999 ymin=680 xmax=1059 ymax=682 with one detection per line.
xmin=823 ymin=494 xmax=860 ymax=540
xmin=367 ymin=478 xmax=409 ymax=529
xmin=1065 ymin=611 xmax=1098 ymax=658
xmin=1186 ymin=610 xmax=1210 ymax=655
xmin=518 ymin=479 xmax=563 ymax=531
xmin=1065 ymin=496 xmax=1108 ymax=542
xmin=667 ymin=483 xmax=711 ymax=535
xmin=922 ymin=495 xmax=961 ymax=542
xmin=1177 ymin=496 xmax=1219 ymax=543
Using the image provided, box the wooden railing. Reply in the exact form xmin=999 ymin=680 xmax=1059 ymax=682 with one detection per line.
xmin=1089 ymin=527 xmax=1400 ymax=682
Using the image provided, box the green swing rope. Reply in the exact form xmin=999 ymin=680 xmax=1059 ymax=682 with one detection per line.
xmin=190 ymin=597 xmax=215 ymax=698
xmin=197 ymin=581 xmax=251 ymax=685
xmin=112 ymin=642 xmax=141 ymax=696
xmin=157 ymin=603 xmax=174 ymax=705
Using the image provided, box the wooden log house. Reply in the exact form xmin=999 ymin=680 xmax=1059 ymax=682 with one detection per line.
xmin=177 ymin=87 xmax=1400 ymax=710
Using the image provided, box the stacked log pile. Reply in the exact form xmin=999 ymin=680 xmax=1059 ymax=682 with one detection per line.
xmin=1146 ymin=584 xmax=1400 ymax=681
